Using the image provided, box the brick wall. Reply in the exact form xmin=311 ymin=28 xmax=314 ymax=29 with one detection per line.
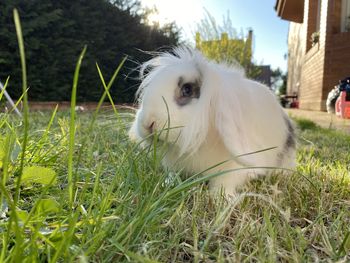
xmin=322 ymin=0 xmax=350 ymax=107
xmin=324 ymin=32 xmax=350 ymax=95
xmin=299 ymin=43 xmax=325 ymax=110
xmin=287 ymin=0 xmax=350 ymax=111
xmin=287 ymin=23 xmax=305 ymax=96
xmin=299 ymin=0 xmax=327 ymax=110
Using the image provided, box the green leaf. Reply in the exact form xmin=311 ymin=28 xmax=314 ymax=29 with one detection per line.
xmin=22 ymin=166 xmax=57 ymax=186
xmin=35 ymin=198 xmax=60 ymax=214
xmin=11 ymin=142 xmax=21 ymax=163
xmin=16 ymin=209 xmax=28 ymax=222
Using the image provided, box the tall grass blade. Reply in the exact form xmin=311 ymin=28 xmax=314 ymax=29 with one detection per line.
xmin=13 ymin=8 xmax=29 ymax=203
xmin=68 ymin=46 xmax=87 ymax=207
xmin=96 ymin=59 xmax=126 ymax=119
xmin=10 ymin=9 xmax=28 ymax=261
xmin=0 ymin=77 xmax=10 ymax=101
xmin=93 ymin=56 xmax=127 ymax=124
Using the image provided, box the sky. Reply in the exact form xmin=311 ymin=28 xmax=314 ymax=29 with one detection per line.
xmin=141 ymin=0 xmax=290 ymax=72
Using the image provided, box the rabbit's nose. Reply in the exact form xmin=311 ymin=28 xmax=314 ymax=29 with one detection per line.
xmin=148 ymin=121 xmax=155 ymax=133
xmin=142 ymin=121 xmax=155 ymax=134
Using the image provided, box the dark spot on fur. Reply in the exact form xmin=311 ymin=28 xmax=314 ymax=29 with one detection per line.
xmin=284 ymin=116 xmax=296 ymax=149
xmin=175 ymin=76 xmax=201 ymax=106
xmin=277 ymin=116 xmax=296 ymax=165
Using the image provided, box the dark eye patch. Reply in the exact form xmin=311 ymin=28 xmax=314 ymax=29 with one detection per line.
xmin=181 ymin=83 xmax=194 ymax=97
xmin=175 ymin=76 xmax=201 ymax=106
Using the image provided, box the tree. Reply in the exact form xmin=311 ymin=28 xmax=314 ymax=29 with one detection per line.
xmin=271 ymin=68 xmax=287 ymax=95
xmin=195 ymin=11 xmax=260 ymax=79
xmin=0 ymin=0 xmax=180 ymax=102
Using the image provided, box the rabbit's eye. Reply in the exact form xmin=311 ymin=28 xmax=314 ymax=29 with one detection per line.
xmin=176 ymin=77 xmax=201 ymax=106
xmin=181 ymin=83 xmax=194 ymax=97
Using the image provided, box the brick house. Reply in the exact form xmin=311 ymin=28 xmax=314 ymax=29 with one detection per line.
xmin=276 ymin=0 xmax=350 ymax=110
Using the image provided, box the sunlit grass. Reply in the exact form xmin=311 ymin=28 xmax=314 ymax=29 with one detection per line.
xmin=1 ymin=108 xmax=350 ymax=262
xmin=0 ymin=10 xmax=350 ymax=262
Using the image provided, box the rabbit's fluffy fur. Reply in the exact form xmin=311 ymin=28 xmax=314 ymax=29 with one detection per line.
xmin=129 ymin=47 xmax=296 ymax=196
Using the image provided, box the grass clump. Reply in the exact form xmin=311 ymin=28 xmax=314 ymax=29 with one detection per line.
xmin=294 ymin=118 xmax=319 ymax=131
xmin=1 ymin=88 xmax=350 ymax=262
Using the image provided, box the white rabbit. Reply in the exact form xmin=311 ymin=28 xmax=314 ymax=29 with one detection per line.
xmin=129 ymin=47 xmax=296 ymax=196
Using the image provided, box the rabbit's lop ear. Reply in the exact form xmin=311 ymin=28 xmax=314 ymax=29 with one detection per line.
xmin=213 ymin=71 xmax=251 ymax=165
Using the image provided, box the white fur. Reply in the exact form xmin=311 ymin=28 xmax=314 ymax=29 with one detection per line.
xmin=129 ymin=47 xmax=296 ymax=196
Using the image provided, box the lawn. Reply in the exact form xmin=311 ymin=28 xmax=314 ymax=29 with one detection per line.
xmin=1 ymin=11 xmax=349 ymax=262
xmin=0 ymin=107 xmax=349 ymax=262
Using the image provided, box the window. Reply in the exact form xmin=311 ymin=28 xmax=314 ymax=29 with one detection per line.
xmin=316 ymin=0 xmax=321 ymax=32
xmin=307 ymin=0 xmax=321 ymax=51
xmin=341 ymin=0 xmax=350 ymax=32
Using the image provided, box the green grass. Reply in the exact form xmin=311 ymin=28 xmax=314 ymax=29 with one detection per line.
xmin=1 ymin=107 xmax=350 ymax=262
xmin=1 ymin=10 xmax=350 ymax=262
